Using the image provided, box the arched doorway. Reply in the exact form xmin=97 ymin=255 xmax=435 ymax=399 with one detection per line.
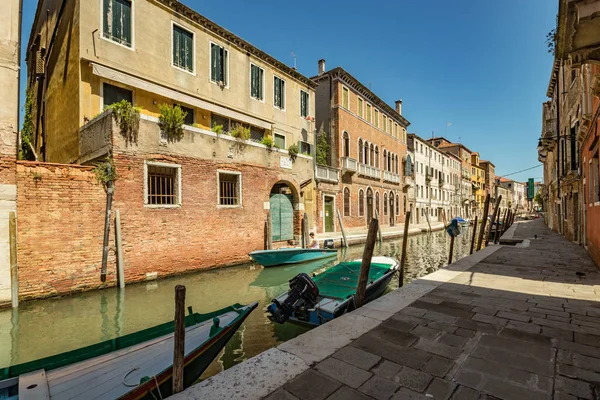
xmin=389 ymin=191 xmax=395 ymax=227
xmin=366 ymin=188 xmax=374 ymax=225
xmin=270 ymin=182 xmax=296 ymax=242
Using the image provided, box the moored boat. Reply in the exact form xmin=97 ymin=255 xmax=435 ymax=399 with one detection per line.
xmin=0 ymin=302 xmax=257 ymax=400
xmin=267 ymin=256 xmax=398 ymax=326
xmin=249 ymin=248 xmax=338 ymax=267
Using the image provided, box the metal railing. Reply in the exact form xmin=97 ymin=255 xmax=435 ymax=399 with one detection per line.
xmin=315 ymin=165 xmax=340 ymax=183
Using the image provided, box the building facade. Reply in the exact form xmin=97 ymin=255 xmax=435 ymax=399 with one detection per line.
xmin=470 ymin=152 xmax=485 ymax=216
xmin=479 ymin=160 xmax=496 ymax=200
xmin=312 ymin=62 xmax=410 ymax=232
xmin=26 ymin=0 xmax=318 ymax=283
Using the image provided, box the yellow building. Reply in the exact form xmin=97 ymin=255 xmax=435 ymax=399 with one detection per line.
xmin=471 ymin=153 xmax=485 ymax=214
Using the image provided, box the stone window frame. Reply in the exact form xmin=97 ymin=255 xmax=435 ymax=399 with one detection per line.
xmin=216 ymin=170 xmax=243 ymax=209
xmin=143 ymin=160 xmax=182 ymax=208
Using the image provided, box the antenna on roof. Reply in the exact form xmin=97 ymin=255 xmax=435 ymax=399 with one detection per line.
xmin=291 ymin=52 xmax=297 ymax=69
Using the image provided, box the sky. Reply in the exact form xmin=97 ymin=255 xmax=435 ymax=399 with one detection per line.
xmin=19 ymin=0 xmax=557 ymax=182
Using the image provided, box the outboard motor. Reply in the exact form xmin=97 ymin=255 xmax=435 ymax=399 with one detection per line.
xmin=323 ymin=239 xmax=335 ymax=249
xmin=267 ymin=273 xmax=319 ymax=324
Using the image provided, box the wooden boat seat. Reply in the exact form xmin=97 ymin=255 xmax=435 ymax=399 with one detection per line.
xmin=18 ymin=369 xmax=49 ymax=399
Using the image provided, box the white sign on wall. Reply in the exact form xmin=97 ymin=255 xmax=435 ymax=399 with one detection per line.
xmin=280 ymin=156 xmax=293 ymax=169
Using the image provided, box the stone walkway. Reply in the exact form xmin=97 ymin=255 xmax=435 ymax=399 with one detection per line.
xmin=175 ymin=219 xmax=600 ymax=400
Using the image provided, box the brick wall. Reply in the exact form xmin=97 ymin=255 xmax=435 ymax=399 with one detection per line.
xmin=16 ymin=162 xmax=114 ymax=300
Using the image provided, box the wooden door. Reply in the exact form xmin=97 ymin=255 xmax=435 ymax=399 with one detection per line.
xmin=270 ymin=193 xmax=294 ymax=241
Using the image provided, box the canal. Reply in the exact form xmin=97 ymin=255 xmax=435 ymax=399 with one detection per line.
xmin=0 ymin=227 xmax=477 ymax=380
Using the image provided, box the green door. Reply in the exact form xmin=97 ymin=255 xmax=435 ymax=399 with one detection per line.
xmin=324 ymin=197 xmax=334 ymax=233
xmin=270 ymin=193 xmax=294 ymax=241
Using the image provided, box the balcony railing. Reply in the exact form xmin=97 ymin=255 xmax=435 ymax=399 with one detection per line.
xmin=358 ymin=163 xmax=381 ymax=179
xmin=316 ymin=165 xmax=340 ymax=183
xmin=341 ymin=157 xmax=358 ymax=172
xmin=383 ymin=171 xmax=400 ymax=184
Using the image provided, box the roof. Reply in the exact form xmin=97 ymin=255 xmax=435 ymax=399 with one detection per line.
xmin=479 ymin=160 xmax=495 ymax=168
xmin=437 ymin=142 xmax=473 ymax=154
xmin=312 ymin=67 xmax=410 ymax=127
xmin=154 ymin=0 xmax=316 ymax=88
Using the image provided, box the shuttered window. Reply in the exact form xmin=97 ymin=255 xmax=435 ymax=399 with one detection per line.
xmin=382 ymin=117 xmax=387 ymax=133
xmin=211 ymin=43 xmax=228 ymax=85
xmin=366 ymin=104 xmax=372 ymax=123
xmin=103 ymin=0 xmax=132 ymax=47
xmin=274 ymin=133 xmax=286 ymax=149
xmin=342 ymin=87 xmax=349 ymax=109
xmin=300 ymin=90 xmax=309 ymax=117
xmin=357 ymin=98 xmax=364 ymax=118
xmin=374 ymin=109 xmax=379 ymax=128
xmin=274 ymin=77 xmax=285 ymax=109
xmin=250 ymin=64 xmax=264 ymax=100
xmin=173 ymin=25 xmax=194 ymax=72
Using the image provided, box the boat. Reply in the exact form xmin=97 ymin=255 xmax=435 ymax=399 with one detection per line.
xmin=267 ymin=256 xmax=398 ymax=327
xmin=0 ymin=302 xmax=258 ymax=400
xmin=249 ymin=248 xmax=338 ymax=267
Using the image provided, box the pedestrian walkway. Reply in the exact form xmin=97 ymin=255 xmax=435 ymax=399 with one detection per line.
xmin=175 ymin=219 xmax=600 ymax=400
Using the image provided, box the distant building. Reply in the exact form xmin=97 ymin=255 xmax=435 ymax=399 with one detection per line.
xmin=470 ymin=153 xmax=485 ymax=216
xmin=479 ymin=160 xmax=496 ymax=199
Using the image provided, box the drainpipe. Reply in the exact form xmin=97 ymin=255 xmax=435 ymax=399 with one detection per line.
xmin=16 ymin=0 xmax=23 ymax=160
xmin=101 ymin=162 xmax=114 ymax=282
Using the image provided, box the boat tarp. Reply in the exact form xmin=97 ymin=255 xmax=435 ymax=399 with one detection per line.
xmin=313 ymin=262 xmax=391 ymax=300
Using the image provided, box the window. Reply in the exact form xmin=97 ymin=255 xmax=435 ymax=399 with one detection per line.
xmin=218 ymin=172 xmax=241 ymax=206
xmin=300 ymin=90 xmax=309 ymax=117
xmin=146 ymin=162 xmax=180 ymax=206
xmin=250 ymin=64 xmax=264 ymax=101
xmin=342 ymin=87 xmax=349 ymax=109
xmin=383 ymin=117 xmax=387 ymax=133
xmin=592 ymin=150 xmax=599 ymax=204
xmin=274 ymin=133 xmax=286 ymax=149
xmin=343 ymin=132 xmax=350 ymax=157
xmin=210 ymin=43 xmax=229 ymax=85
xmin=358 ymin=98 xmax=364 ymax=118
xmin=173 ymin=25 xmax=194 ymax=72
xmin=211 ymin=113 xmax=229 ymax=133
xmin=274 ymin=76 xmax=285 ymax=109
xmin=376 ymin=192 xmax=380 ymax=214
xmin=103 ymin=0 xmax=132 ymax=47
xmin=384 ymin=193 xmax=388 ymax=215
xmin=396 ymin=195 xmax=399 ymax=215
xmin=366 ymin=104 xmax=372 ymax=123
xmin=176 ymin=104 xmax=194 ymax=125
xmin=359 ymin=189 xmax=364 ymax=216
xmin=299 ymin=141 xmax=311 ymax=155
xmin=344 ymin=188 xmax=350 ymax=216
xmin=374 ymin=109 xmax=379 ymax=128
xmin=103 ymin=83 xmax=132 ymax=107
xmin=358 ymin=139 xmax=363 ymax=163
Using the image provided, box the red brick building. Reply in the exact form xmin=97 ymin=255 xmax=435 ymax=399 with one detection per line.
xmin=311 ymin=61 xmax=410 ymax=233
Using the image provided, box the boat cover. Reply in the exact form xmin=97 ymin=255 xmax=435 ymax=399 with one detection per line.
xmin=312 ymin=262 xmax=392 ymax=300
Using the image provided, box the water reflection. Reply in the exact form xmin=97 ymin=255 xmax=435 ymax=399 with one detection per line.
xmin=0 ymin=227 xmax=475 ymax=379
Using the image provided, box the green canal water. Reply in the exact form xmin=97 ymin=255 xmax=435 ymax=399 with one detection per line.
xmin=0 ymin=227 xmax=477 ymax=379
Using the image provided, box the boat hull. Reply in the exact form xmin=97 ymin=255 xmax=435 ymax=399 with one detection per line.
xmin=249 ymin=248 xmax=338 ymax=267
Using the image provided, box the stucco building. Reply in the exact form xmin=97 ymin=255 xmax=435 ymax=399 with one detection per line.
xmin=311 ymin=61 xmax=410 ymax=232
xmin=470 ymin=153 xmax=485 ymax=216
xmin=25 ymin=0 xmax=318 ymax=283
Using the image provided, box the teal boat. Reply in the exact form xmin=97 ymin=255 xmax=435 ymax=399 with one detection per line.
xmin=0 ymin=302 xmax=257 ymax=400
xmin=267 ymin=256 xmax=398 ymax=326
xmin=249 ymin=248 xmax=338 ymax=267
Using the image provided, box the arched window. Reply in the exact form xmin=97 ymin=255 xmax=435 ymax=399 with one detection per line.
xmin=403 ymin=195 xmax=407 ymax=213
xmin=388 ymin=153 xmax=392 ymax=172
xmin=383 ymin=150 xmax=387 ymax=171
xmin=359 ymin=189 xmax=364 ymax=216
xmin=364 ymin=141 xmax=369 ymax=165
xmin=396 ymin=155 xmax=399 ymax=174
xmin=375 ymin=192 xmax=380 ymax=215
xmin=396 ymin=195 xmax=400 ymax=215
xmin=358 ymin=139 xmax=363 ymax=163
xmin=375 ymin=146 xmax=379 ymax=168
xmin=343 ymin=132 xmax=350 ymax=158
xmin=404 ymin=155 xmax=412 ymax=177
xmin=344 ymin=188 xmax=350 ymax=216
xmin=370 ymin=144 xmax=374 ymax=167
xmin=384 ymin=193 xmax=388 ymax=215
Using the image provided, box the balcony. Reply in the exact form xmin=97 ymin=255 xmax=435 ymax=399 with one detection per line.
xmin=383 ymin=171 xmax=400 ymax=184
xmin=358 ymin=163 xmax=381 ymax=180
xmin=341 ymin=157 xmax=357 ymax=173
xmin=403 ymin=175 xmax=414 ymax=187
xmin=315 ymin=165 xmax=340 ymax=183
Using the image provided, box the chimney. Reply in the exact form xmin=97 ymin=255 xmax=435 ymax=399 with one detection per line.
xmin=395 ymin=100 xmax=403 ymax=115
xmin=318 ymin=59 xmax=326 ymax=76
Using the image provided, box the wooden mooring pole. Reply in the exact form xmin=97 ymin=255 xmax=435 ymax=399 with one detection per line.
xmin=115 ymin=210 xmax=125 ymax=289
xmin=337 ymin=209 xmax=348 ymax=248
xmin=476 ymin=194 xmax=491 ymax=252
xmin=399 ymin=211 xmax=411 ymax=288
xmin=301 ymin=217 xmax=306 ymax=248
xmin=485 ymin=195 xmax=502 ymax=247
xmin=173 ymin=285 xmax=186 ymax=394
xmin=355 ymin=219 xmax=378 ymax=308
xmin=500 ymin=209 xmax=508 ymax=235
xmin=448 ymin=235 xmax=455 ymax=265
xmin=9 ymin=211 xmax=18 ymax=308
xmin=375 ymin=209 xmax=383 ymax=244
xmin=469 ymin=216 xmax=478 ymax=255
xmin=493 ymin=210 xmax=502 ymax=244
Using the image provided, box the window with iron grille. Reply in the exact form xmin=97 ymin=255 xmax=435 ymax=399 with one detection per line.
xmin=176 ymin=104 xmax=194 ymax=125
xmin=218 ymin=172 xmax=241 ymax=207
xmin=146 ymin=163 xmax=180 ymax=206
xmin=103 ymin=0 xmax=132 ymax=47
xmin=173 ymin=25 xmax=194 ymax=72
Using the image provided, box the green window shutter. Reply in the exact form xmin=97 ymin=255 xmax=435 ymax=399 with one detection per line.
xmin=258 ymin=68 xmax=263 ymax=99
xmin=250 ymin=66 xmax=256 ymax=98
xmin=274 ymin=78 xmax=280 ymax=107
xmin=103 ymin=0 xmax=110 ymax=39
xmin=122 ymin=1 xmax=131 ymax=46
xmin=222 ymin=48 xmax=228 ymax=85
xmin=183 ymin=29 xmax=193 ymax=71
xmin=211 ymin=44 xmax=219 ymax=81
xmin=173 ymin=26 xmax=180 ymax=67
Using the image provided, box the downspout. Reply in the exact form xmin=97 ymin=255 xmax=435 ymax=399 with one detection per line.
xmin=101 ymin=162 xmax=114 ymax=282
xmin=16 ymin=0 xmax=23 ymax=160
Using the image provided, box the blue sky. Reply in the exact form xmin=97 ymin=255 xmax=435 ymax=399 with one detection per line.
xmin=19 ymin=0 xmax=556 ymax=182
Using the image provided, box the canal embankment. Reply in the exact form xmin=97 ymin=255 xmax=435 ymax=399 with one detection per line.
xmin=174 ymin=219 xmax=600 ymax=400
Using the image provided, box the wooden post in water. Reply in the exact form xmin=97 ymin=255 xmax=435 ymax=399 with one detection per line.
xmin=399 ymin=211 xmax=411 ymax=288
xmin=469 ymin=216 xmax=478 ymax=255
xmin=493 ymin=209 xmax=502 ymax=243
xmin=303 ymin=212 xmax=309 ymax=244
xmin=476 ymin=194 xmax=491 ymax=252
xmin=115 ymin=210 xmax=125 ymax=289
xmin=301 ymin=217 xmax=306 ymax=248
xmin=173 ymin=285 xmax=186 ymax=394
xmin=374 ymin=209 xmax=383 ymax=244
xmin=448 ymin=235 xmax=455 ymax=265
xmin=9 ymin=211 xmax=18 ymax=308
xmin=500 ymin=209 xmax=508 ymax=235
xmin=355 ymin=219 xmax=379 ymax=308
xmin=266 ymin=211 xmax=272 ymax=250
xmin=337 ymin=209 xmax=348 ymax=248
xmin=504 ymin=210 xmax=511 ymax=233
xmin=485 ymin=195 xmax=502 ymax=247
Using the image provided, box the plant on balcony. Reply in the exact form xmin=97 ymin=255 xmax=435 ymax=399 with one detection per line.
xmin=425 ymin=175 xmax=432 ymax=184
xmin=106 ymin=100 xmax=141 ymax=146
xmin=288 ymin=143 xmax=299 ymax=161
xmin=212 ymin=124 xmax=224 ymax=135
xmin=19 ymin=88 xmax=36 ymax=161
xmin=545 ymin=14 xmax=558 ymax=55
xmin=230 ymin=124 xmax=251 ymax=141
xmin=261 ymin=135 xmax=274 ymax=148
xmin=93 ymin=157 xmax=118 ymax=189
xmin=316 ymin=131 xmax=329 ymax=165
xmin=158 ymin=104 xmax=186 ymax=142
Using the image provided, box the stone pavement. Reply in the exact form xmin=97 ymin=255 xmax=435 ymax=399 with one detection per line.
xmin=175 ymin=219 xmax=600 ymax=400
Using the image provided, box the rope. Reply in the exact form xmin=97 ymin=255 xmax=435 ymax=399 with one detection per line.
xmin=123 ymin=367 xmax=163 ymax=400
xmin=123 ymin=368 xmax=141 ymax=387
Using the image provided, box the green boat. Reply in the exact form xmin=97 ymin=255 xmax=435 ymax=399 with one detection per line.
xmin=0 ymin=302 xmax=257 ymax=400
xmin=249 ymin=248 xmax=338 ymax=267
